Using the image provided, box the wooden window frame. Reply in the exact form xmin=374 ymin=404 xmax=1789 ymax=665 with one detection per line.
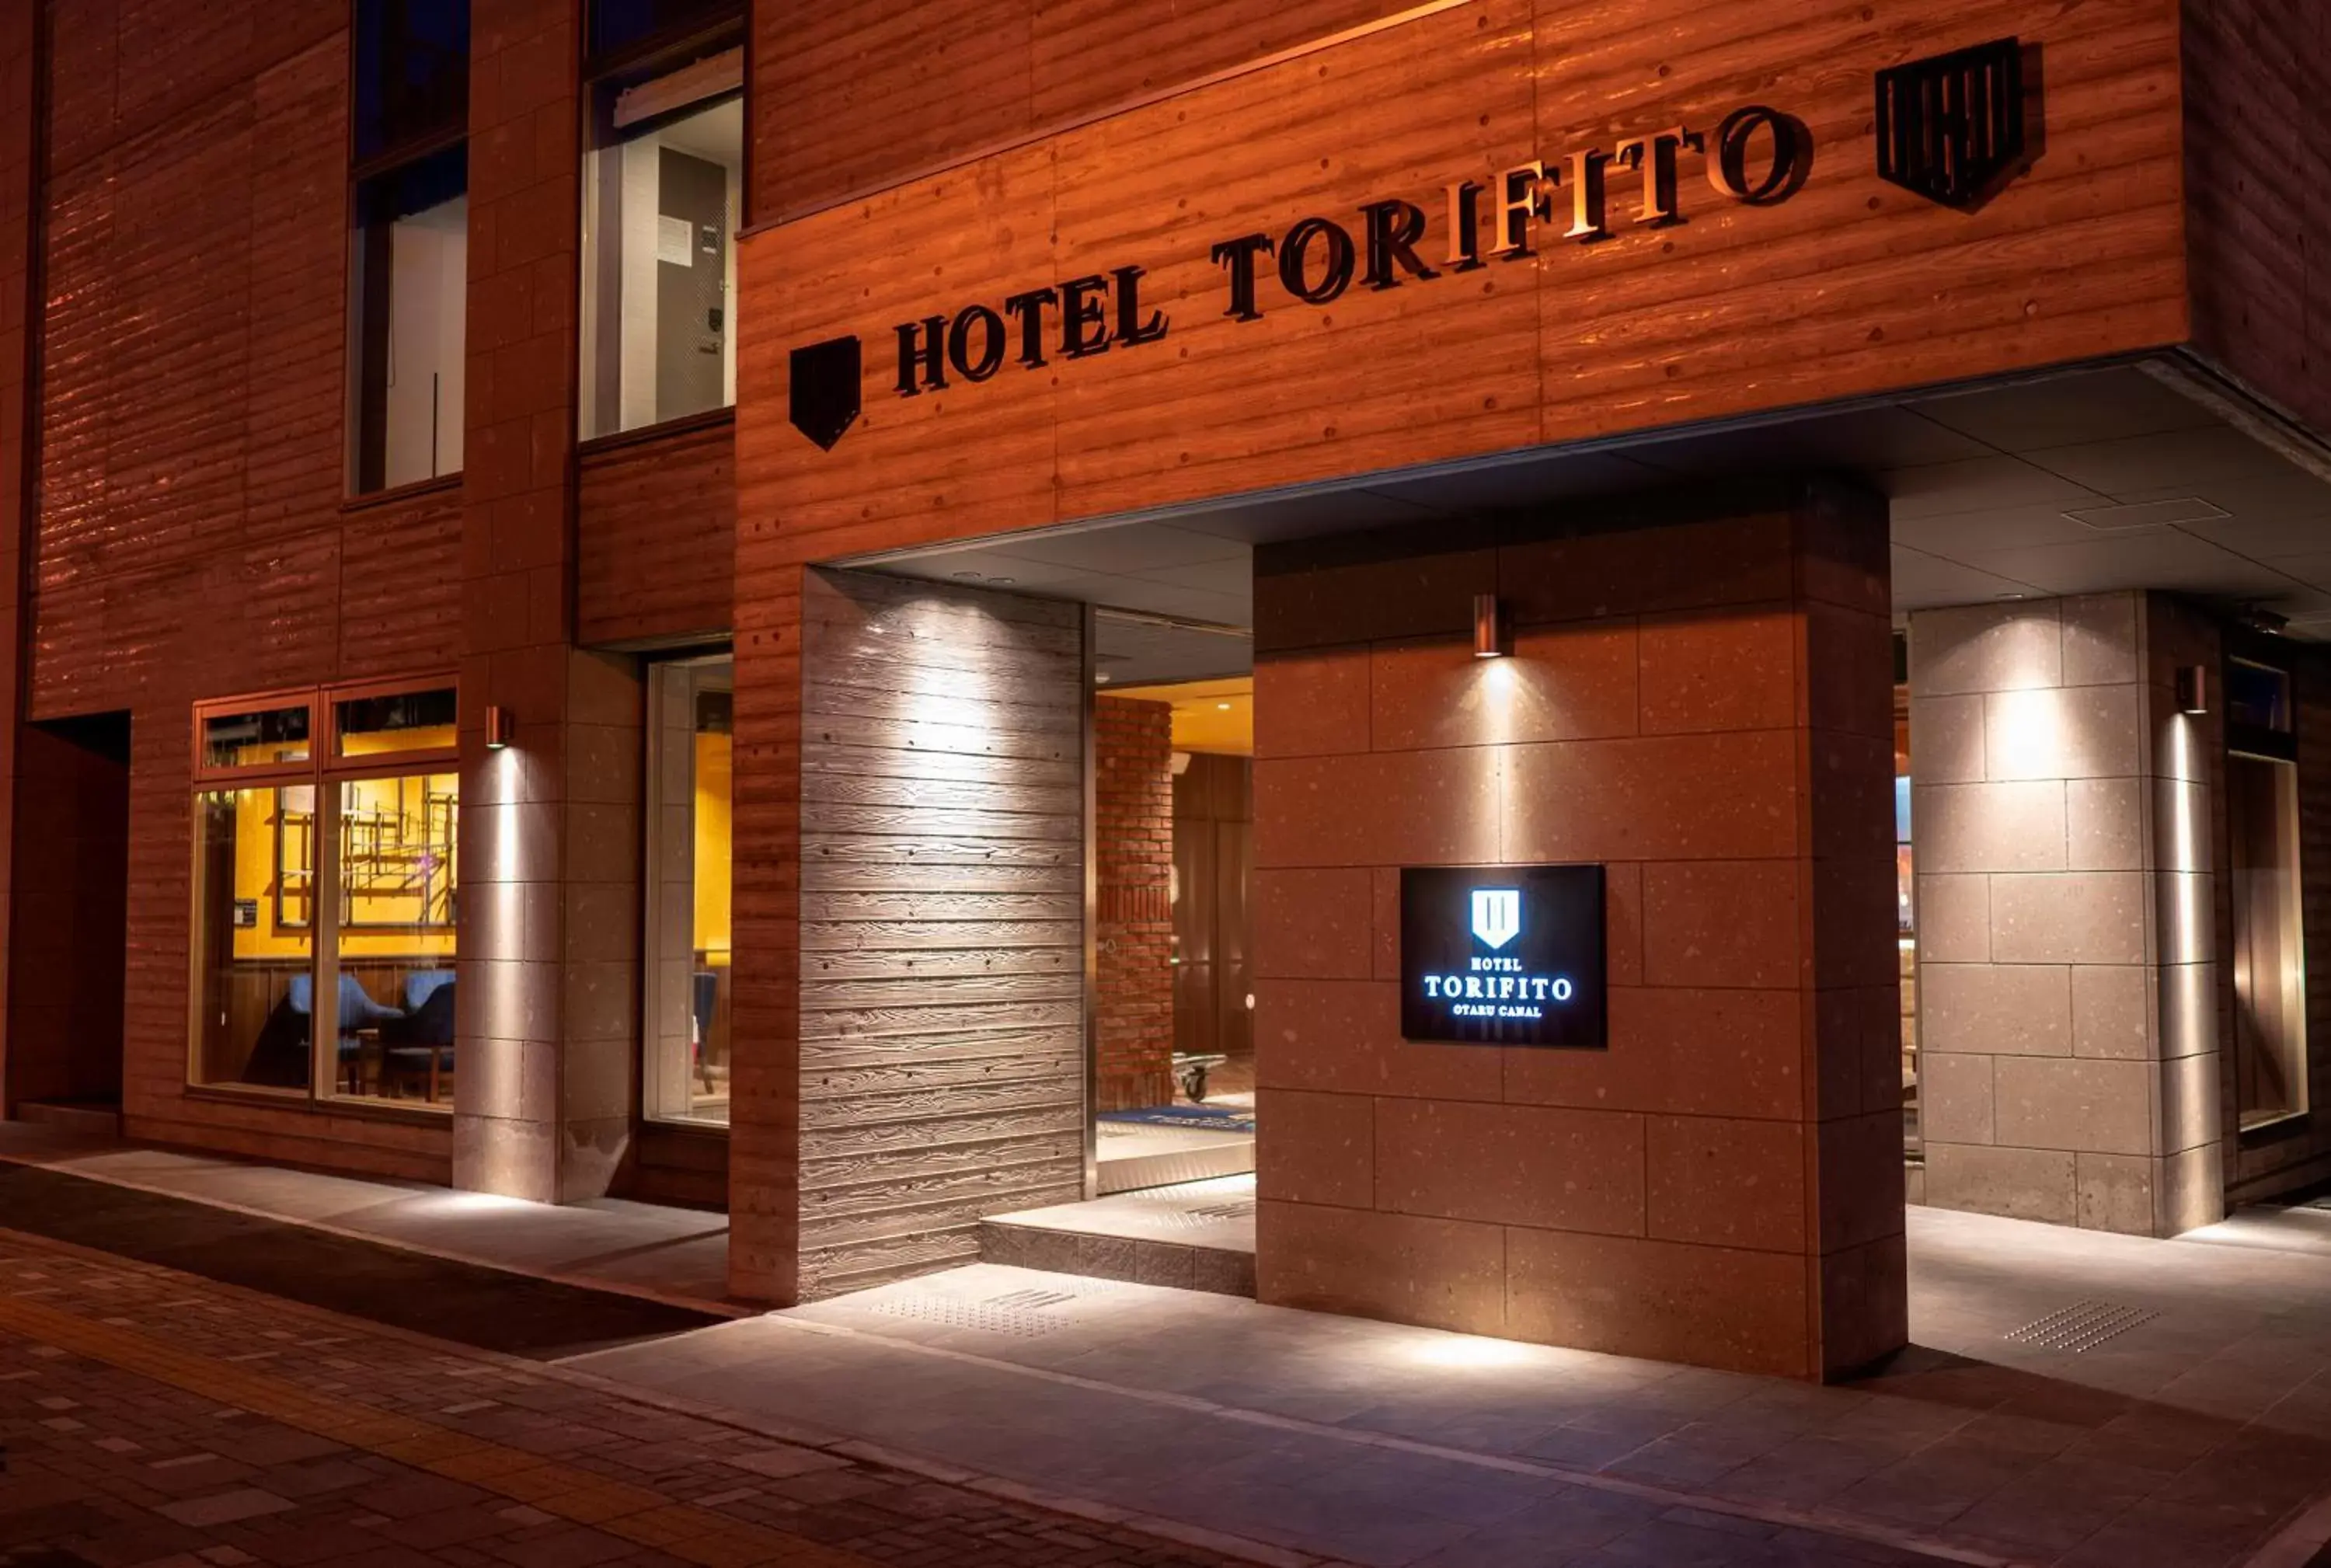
xmin=186 ymin=675 xmax=460 ymax=1117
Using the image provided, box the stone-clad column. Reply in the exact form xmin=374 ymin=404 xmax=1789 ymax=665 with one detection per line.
xmin=454 ymin=0 xmax=641 ymax=1202
xmin=1909 ymin=592 xmax=2223 ymax=1235
xmin=1253 ymin=479 xmax=1905 ymax=1381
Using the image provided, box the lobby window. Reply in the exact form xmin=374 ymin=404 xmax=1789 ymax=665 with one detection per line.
xmin=643 ymin=655 xmax=733 ymax=1125
xmin=190 ymin=682 xmax=459 ymax=1109
xmin=578 ymin=11 xmax=744 ymax=438
xmin=2225 ymin=656 xmax=2308 ymax=1133
xmin=349 ymin=0 xmax=470 ymax=495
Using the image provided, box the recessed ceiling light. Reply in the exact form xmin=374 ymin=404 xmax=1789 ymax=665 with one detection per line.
xmin=950 ymin=570 xmax=982 ymax=580
xmin=989 ymin=577 xmax=1014 ymax=585
xmin=1094 ymin=672 xmax=1112 ymax=684
xmin=1216 ymin=702 xmax=1232 ymax=710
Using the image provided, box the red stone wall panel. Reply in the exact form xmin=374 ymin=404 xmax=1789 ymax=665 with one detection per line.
xmin=1250 ymin=483 xmax=1906 ymax=1381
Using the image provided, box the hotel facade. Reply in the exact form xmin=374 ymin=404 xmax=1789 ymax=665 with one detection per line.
xmin=0 ymin=0 xmax=2328 ymax=1380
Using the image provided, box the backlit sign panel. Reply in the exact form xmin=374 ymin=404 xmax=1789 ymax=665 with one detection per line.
xmin=1400 ymin=865 xmax=1607 ymax=1047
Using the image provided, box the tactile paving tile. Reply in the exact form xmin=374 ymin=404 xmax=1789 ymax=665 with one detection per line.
xmin=2002 ymin=1299 xmax=2159 ymax=1353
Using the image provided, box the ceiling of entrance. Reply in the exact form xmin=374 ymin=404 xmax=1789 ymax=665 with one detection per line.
xmin=857 ymin=361 xmax=2331 ymax=673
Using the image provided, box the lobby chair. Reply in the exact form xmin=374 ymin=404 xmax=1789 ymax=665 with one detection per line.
xmin=382 ymin=970 xmax=456 ymax=1103
xmin=242 ymin=974 xmax=405 ymax=1089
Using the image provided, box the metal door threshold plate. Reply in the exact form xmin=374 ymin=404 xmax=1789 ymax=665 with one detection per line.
xmin=2003 ymin=1299 xmax=2159 ymax=1352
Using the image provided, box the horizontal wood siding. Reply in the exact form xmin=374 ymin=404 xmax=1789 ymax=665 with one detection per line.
xmin=30 ymin=5 xmax=453 ymax=1175
xmin=791 ymin=570 xmax=1085 ymax=1298
xmin=577 ymin=419 xmax=737 ymax=647
xmin=2182 ymin=0 xmax=2331 ymax=435
xmin=749 ymin=0 xmax=1418 ymax=220
xmin=734 ymin=0 xmax=2188 ymax=570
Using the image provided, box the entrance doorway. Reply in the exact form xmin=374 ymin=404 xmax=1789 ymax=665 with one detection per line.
xmin=1093 ymin=672 xmax=1254 ymax=1195
xmin=5 ymin=712 xmax=131 ymax=1131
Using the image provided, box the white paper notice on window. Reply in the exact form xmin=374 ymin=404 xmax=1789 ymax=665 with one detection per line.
xmin=657 ymin=214 xmax=693 ymax=266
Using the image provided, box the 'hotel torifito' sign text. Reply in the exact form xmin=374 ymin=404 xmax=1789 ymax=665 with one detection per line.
xmin=1399 ymin=865 xmax=1607 ymax=1047
xmin=783 ymin=37 xmax=2032 ymax=451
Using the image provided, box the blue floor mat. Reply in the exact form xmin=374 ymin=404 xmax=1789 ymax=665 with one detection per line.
xmin=1098 ymin=1104 xmax=1256 ymax=1131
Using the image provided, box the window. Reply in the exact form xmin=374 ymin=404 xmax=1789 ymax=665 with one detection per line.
xmin=589 ymin=0 xmax=738 ymax=61
xmin=350 ymin=0 xmax=470 ymax=495
xmin=190 ymin=683 xmax=459 ymax=1108
xmin=354 ymin=0 xmax=471 ymax=162
xmin=643 ymin=656 xmax=732 ymax=1124
xmin=580 ymin=45 xmax=742 ymax=437
xmin=352 ymin=147 xmax=469 ymax=493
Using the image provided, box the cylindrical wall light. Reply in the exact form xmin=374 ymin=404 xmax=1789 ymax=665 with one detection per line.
xmin=1472 ymin=593 xmax=1506 ymax=658
xmin=485 ymin=704 xmax=517 ymax=749
xmin=2175 ymin=665 xmax=2208 ymax=716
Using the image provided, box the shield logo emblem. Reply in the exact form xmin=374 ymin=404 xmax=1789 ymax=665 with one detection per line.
xmin=1875 ymin=37 xmax=2029 ymax=211
xmin=1470 ymin=889 xmax=1522 ymax=950
xmin=788 ymin=335 xmax=862 ymax=451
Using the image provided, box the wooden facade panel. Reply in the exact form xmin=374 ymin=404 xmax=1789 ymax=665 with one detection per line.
xmin=790 ymin=570 xmax=1086 ymax=1300
xmin=340 ymin=489 xmax=464 ymax=679
xmin=26 ymin=6 xmax=461 ymax=1176
xmin=751 ymin=0 xmax=1034 ymax=220
xmin=576 ymin=418 xmax=737 ymax=647
xmin=734 ymin=0 xmax=2189 ymax=573
xmin=2183 ymin=0 xmax=2331 ymax=435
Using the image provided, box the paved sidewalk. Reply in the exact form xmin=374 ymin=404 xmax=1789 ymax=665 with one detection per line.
xmin=0 ymin=1226 xmax=1287 ymax=1568
xmin=0 ymin=1122 xmax=732 ymax=1312
xmin=573 ymin=1206 xmax=2331 ymax=1568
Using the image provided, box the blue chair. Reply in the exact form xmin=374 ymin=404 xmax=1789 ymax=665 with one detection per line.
xmin=692 ymin=970 xmax=719 ymax=1091
xmin=382 ymin=970 xmax=455 ymax=1102
xmin=244 ymin=974 xmax=403 ymax=1089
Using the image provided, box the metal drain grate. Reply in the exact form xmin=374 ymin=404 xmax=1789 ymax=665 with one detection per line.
xmin=2004 ymin=1300 xmax=2158 ymax=1353
xmin=1186 ymin=1199 xmax=1257 ymax=1221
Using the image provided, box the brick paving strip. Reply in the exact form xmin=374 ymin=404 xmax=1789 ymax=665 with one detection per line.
xmin=0 ymin=1227 xmax=1327 ymax=1568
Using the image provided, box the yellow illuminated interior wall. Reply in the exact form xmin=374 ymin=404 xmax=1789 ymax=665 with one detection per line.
xmin=1109 ymin=676 xmax=1253 ymax=754
xmin=225 ymin=770 xmax=458 ymax=962
xmin=694 ymin=729 xmax=733 ymax=963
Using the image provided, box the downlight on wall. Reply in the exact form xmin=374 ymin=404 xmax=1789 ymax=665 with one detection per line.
xmin=1473 ymin=594 xmax=1507 ymax=658
xmin=484 ymin=705 xmax=516 ymax=749
xmin=2176 ymin=665 xmax=2208 ymax=716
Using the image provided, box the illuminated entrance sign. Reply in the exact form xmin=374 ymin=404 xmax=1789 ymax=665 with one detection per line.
xmin=1400 ymin=865 xmax=1606 ymax=1047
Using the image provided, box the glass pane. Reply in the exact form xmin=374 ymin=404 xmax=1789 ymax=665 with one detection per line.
xmin=580 ymin=62 xmax=741 ymax=438
xmin=336 ymin=687 xmax=458 ymax=758
xmin=354 ymin=0 xmax=471 ymax=162
xmin=190 ymin=786 xmax=315 ymax=1092
xmin=331 ymin=772 xmax=460 ymax=1107
xmin=201 ymin=704 xmax=311 ymax=770
xmin=2227 ymin=658 xmax=2293 ymax=733
xmin=2229 ymin=754 xmax=2308 ymax=1129
xmin=590 ymin=0 xmax=735 ymax=59
xmin=644 ymin=658 xmax=732 ymax=1124
xmin=353 ymin=147 xmax=469 ymax=493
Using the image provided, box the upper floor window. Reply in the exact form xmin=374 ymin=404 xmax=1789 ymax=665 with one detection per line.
xmin=588 ymin=0 xmax=739 ymax=63
xmin=355 ymin=0 xmax=472 ymax=166
xmin=349 ymin=0 xmax=470 ymax=495
xmin=580 ymin=40 xmax=742 ymax=439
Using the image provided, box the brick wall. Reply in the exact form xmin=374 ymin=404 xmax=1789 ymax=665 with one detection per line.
xmin=1096 ymin=695 xmax=1174 ymax=1111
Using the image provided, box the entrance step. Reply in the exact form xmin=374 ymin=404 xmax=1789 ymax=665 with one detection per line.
xmin=979 ymin=1175 xmax=1256 ymax=1298
xmin=16 ymin=1100 xmax=122 ymax=1139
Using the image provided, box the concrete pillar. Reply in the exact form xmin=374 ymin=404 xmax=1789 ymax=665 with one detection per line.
xmin=1908 ymin=592 xmax=2225 ymax=1235
xmin=452 ymin=1 xmax=642 ymax=1203
xmin=1252 ymin=480 xmax=1906 ymax=1382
